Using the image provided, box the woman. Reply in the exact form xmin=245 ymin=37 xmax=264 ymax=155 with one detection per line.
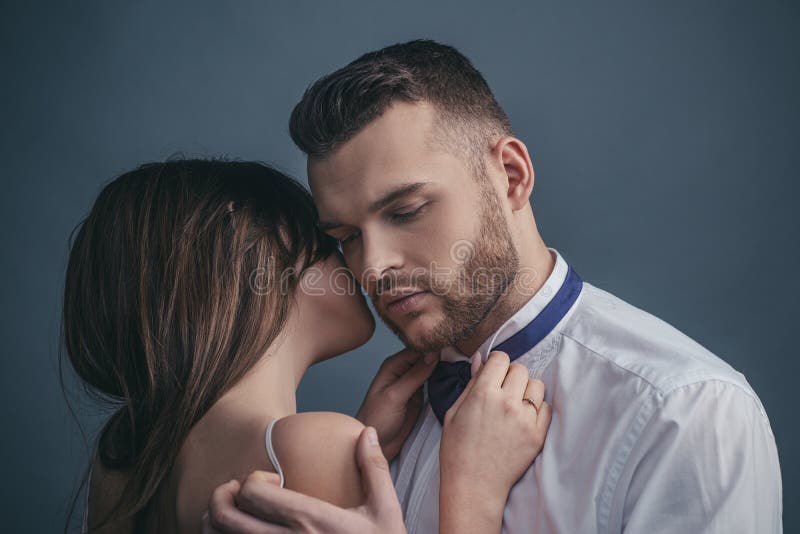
xmin=63 ymin=158 xmax=550 ymax=533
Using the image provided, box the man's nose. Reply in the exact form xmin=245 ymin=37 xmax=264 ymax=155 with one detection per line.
xmin=358 ymin=232 xmax=404 ymax=294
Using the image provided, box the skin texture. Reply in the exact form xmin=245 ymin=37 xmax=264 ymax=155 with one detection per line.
xmin=271 ymin=412 xmax=367 ymax=508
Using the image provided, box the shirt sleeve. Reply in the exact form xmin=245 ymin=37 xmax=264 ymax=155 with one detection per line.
xmin=619 ymin=379 xmax=782 ymax=534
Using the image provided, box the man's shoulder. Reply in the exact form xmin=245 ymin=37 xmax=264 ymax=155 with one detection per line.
xmin=559 ymin=281 xmax=756 ymax=399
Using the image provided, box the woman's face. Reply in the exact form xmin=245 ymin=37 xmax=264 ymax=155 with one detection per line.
xmin=293 ymin=250 xmax=376 ymax=361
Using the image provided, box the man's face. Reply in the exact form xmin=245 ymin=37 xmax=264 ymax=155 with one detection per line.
xmin=308 ymin=101 xmax=519 ymax=352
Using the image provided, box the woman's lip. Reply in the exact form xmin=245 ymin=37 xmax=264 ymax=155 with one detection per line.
xmin=386 ymin=291 xmax=430 ymax=314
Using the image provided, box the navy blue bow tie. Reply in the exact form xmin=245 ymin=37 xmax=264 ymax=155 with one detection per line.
xmin=427 ymin=264 xmax=583 ymax=425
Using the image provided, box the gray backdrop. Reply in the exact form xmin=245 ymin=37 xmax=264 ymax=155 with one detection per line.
xmin=1 ymin=1 xmax=796 ymax=532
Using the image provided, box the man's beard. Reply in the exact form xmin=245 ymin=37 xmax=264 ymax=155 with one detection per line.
xmin=374 ymin=185 xmax=520 ymax=353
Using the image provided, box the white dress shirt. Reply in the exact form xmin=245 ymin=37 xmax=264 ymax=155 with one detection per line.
xmin=391 ymin=248 xmax=782 ymax=533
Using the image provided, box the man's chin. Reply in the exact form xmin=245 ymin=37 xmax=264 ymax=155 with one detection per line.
xmin=394 ymin=315 xmax=452 ymax=353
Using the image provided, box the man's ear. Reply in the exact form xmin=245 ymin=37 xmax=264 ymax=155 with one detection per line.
xmin=492 ymin=136 xmax=534 ymax=212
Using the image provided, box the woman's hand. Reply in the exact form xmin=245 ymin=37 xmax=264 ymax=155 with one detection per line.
xmin=439 ymin=351 xmax=551 ymax=534
xmin=203 ymin=427 xmax=407 ymax=534
xmin=356 ymin=349 xmax=438 ymax=461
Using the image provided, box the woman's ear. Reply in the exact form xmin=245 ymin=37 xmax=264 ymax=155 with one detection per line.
xmin=493 ymin=136 xmax=534 ymax=212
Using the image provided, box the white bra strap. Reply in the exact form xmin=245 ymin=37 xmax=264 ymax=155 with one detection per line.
xmin=82 ymin=463 xmax=92 ymax=533
xmin=264 ymin=419 xmax=285 ymax=488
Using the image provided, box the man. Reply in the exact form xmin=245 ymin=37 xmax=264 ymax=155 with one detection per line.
xmin=207 ymin=39 xmax=782 ymax=533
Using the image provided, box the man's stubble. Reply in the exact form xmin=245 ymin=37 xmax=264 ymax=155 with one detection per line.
xmin=375 ymin=179 xmax=520 ymax=353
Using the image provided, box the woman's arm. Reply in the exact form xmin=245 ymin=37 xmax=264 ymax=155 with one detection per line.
xmin=203 ymin=353 xmax=550 ymax=534
xmin=205 ymin=425 xmax=406 ymax=534
xmin=439 ymin=351 xmax=551 ymax=534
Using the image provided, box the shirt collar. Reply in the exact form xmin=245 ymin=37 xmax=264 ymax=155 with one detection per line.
xmin=440 ymin=247 xmax=568 ymax=365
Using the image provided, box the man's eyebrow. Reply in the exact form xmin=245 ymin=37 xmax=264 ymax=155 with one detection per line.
xmin=317 ymin=182 xmax=431 ymax=231
xmin=368 ymin=181 xmax=430 ymax=213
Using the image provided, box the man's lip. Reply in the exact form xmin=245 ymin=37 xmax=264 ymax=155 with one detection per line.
xmin=384 ymin=290 xmax=431 ymax=314
xmin=382 ymin=289 xmax=428 ymax=308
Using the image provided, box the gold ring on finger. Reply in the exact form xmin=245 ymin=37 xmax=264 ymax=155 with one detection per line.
xmin=523 ymin=396 xmax=540 ymax=414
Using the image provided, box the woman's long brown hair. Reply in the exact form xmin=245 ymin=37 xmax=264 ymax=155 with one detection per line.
xmin=62 ymin=158 xmax=336 ymax=531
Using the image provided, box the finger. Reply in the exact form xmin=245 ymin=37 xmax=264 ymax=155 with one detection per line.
xmin=374 ymin=349 xmax=423 ymax=388
xmin=522 ymin=378 xmax=546 ymax=411
xmin=445 ymin=373 xmax=477 ymax=420
xmin=383 ymin=388 xmax=425 ymax=460
xmin=536 ymin=401 xmax=553 ymax=433
xmin=386 ymin=351 xmax=438 ymax=403
xmin=207 ymin=480 xmax=289 ymax=534
xmin=357 ymin=427 xmax=403 ymax=518
xmin=201 ymin=511 xmax=221 ymax=534
xmin=398 ymin=388 xmax=424 ymax=433
xmin=423 ymin=351 xmax=439 ymax=365
xmin=247 ymin=470 xmax=283 ymax=486
xmin=470 ymin=353 xmax=483 ymax=376
xmin=475 ymin=351 xmax=510 ymax=390
xmin=501 ymin=363 xmax=530 ymax=398
xmin=235 ymin=474 xmax=344 ymax=530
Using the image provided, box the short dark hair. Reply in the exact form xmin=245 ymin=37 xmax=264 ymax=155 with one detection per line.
xmin=289 ymin=39 xmax=512 ymax=174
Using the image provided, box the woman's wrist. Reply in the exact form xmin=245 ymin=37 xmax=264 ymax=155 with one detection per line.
xmin=440 ymin=457 xmax=511 ymax=504
xmin=439 ymin=468 xmax=508 ymax=534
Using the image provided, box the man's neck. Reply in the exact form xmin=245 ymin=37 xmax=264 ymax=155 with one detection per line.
xmin=454 ymin=242 xmax=555 ymax=358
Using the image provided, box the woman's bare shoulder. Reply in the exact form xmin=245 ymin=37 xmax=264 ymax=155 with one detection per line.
xmin=271 ymin=411 xmax=366 ymax=508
